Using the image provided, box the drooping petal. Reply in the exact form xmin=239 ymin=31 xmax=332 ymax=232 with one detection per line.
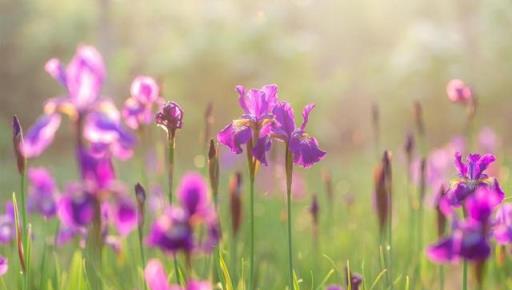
xmin=458 ymin=223 xmax=490 ymax=261
xmin=144 ymin=259 xmax=172 ymax=290
xmin=289 ymin=133 xmax=326 ymax=168
xmin=78 ymin=149 xmax=116 ymax=190
xmin=131 ymin=76 xmax=159 ymax=104
xmin=252 ymin=135 xmax=272 ymax=166
xmin=426 ymin=236 xmax=458 ymax=263
xmin=217 ymin=122 xmax=251 ymax=154
xmin=493 ymin=204 xmax=512 ymax=244
xmin=300 ymin=103 xmax=315 ymax=130
xmin=272 ymin=101 xmax=295 ymax=139
xmin=446 ymin=182 xmax=472 ymax=206
xmin=177 ymin=173 xmax=210 ymax=217
xmin=22 ymin=114 xmax=62 ymax=158
xmin=66 ymin=45 xmax=105 ymax=109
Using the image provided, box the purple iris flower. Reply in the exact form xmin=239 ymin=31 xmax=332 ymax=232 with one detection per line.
xmin=147 ymin=207 xmax=194 ymax=254
xmin=493 ymin=204 xmax=512 ymax=244
xmin=155 ymin=101 xmax=184 ymax=137
xmin=78 ymin=149 xmax=116 ymax=191
xmin=271 ymin=101 xmax=326 ymax=168
xmin=427 ymin=219 xmax=490 ymax=263
xmin=144 ymin=259 xmax=212 ymax=290
xmin=106 ymin=193 xmax=139 ymax=236
xmin=446 ymin=152 xmax=502 ymax=206
xmin=0 ymin=256 xmax=7 ymax=276
xmin=427 ymin=186 xmax=501 ymax=264
xmin=24 ymin=46 xmax=135 ymax=160
xmin=57 ymin=183 xmax=96 ymax=229
xmin=123 ymin=76 xmax=163 ymax=130
xmin=27 ymin=167 xmax=58 ymax=218
xmin=147 ymin=172 xmax=219 ymax=255
xmin=217 ymin=84 xmax=278 ymax=165
xmin=0 ymin=202 xmax=15 ymax=244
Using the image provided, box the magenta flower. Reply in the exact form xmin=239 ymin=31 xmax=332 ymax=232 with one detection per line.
xmin=123 ymin=76 xmax=162 ymax=130
xmin=493 ymin=204 xmax=512 ymax=245
xmin=0 ymin=256 xmax=7 ymax=276
xmin=45 ymin=45 xmax=105 ymax=111
xmin=156 ymin=101 xmax=184 ymax=137
xmin=24 ymin=46 xmax=135 ymax=160
xmin=446 ymin=79 xmax=472 ymax=104
xmin=27 ymin=167 xmax=58 ymax=218
xmin=271 ymin=101 xmax=326 ymax=168
xmin=57 ymin=183 xmax=96 ymax=229
xmin=217 ymin=84 xmax=278 ymax=165
xmin=427 ymin=219 xmax=490 ymax=263
xmin=446 ymin=152 xmax=503 ymax=206
xmin=147 ymin=173 xmax=219 ymax=255
xmin=144 ymin=259 xmax=212 ymax=290
xmin=0 ymin=202 xmax=15 ymax=244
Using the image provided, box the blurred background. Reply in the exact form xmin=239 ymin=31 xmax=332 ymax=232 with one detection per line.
xmin=2 ymin=0 xmax=512 ymax=160
xmin=2 ymin=1 xmax=512 ymax=287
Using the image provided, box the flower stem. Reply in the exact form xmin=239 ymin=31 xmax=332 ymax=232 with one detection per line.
xmin=439 ymin=265 xmax=444 ymax=290
xmin=174 ymin=255 xmax=182 ymax=285
xmin=167 ymin=132 xmax=176 ymax=204
xmin=285 ymin=145 xmax=294 ymax=290
xmin=463 ymin=260 xmax=468 ymax=290
xmin=246 ymin=139 xmax=256 ymax=290
xmin=137 ymin=224 xmax=147 ymax=290
xmin=19 ymin=171 xmax=29 ymax=290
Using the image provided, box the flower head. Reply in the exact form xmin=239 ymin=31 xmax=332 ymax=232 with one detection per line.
xmin=447 ymin=79 xmax=472 ymax=104
xmin=156 ymin=101 xmax=184 ymax=137
xmin=217 ymin=84 xmax=278 ymax=165
xmin=272 ymin=102 xmax=326 ymax=168
xmin=123 ymin=76 xmax=162 ymax=130
xmin=0 ymin=202 xmax=15 ymax=244
xmin=144 ymin=259 xmax=211 ymax=290
xmin=27 ymin=167 xmax=58 ymax=218
xmin=12 ymin=115 xmax=26 ymax=174
xmin=147 ymin=207 xmax=194 ymax=254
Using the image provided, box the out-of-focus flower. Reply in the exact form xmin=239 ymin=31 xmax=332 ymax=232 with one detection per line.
xmin=0 ymin=202 xmax=15 ymax=244
xmin=147 ymin=173 xmax=219 ymax=255
xmin=123 ymin=76 xmax=162 ymax=130
xmin=478 ymin=127 xmax=499 ymax=154
xmin=0 ymin=256 xmax=7 ymax=276
xmin=310 ymin=194 xmax=319 ymax=226
xmin=446 ymin=152 xmax=503 ymax=206
xmin=147 ymin=207 xmax=194 ymax=254
xmin=25 ymin=46 xmax=136 ymax=161
xmin=217 ymin=84 xmax=279 ymax=165
xmin=155 ymin=101 xmax=183 ymax=138
xmin=27 ymin=167 xmax=58 ymax=218
xmin=271 ymin=102 xmax=326 ymax=168
xmin=57 ymin=183 xmax=96 ymax=229
xmin=325 ymin=285 xmax=342 ymax=290
xmin=144 ymin=259 xmax=212 ymax=290
xmin=493 ymin=204 xmax=512 ymax=245
xmin=427 ymin=219 xmax=490 ymax=263
xmin=447 ymin=79 xmax=472 ymax=104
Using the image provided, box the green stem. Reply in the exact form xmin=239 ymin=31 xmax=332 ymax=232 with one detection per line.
xmin=20 ymin=171 xmax=29 ymax=290
xmin=174 ymin=255 xmax=182 ymax=285
xmin=249 ymin=170 xmax=255 ymax=290
xmin=463 ymin=261 xmax=468 ymax=290
xmin=138 ymin=225 xmax=147 ymax=290
xmin=439 ymin=265 xmax=444 ymax=290
xmin=168 ymin=132 xmax=176 ymax=204
xmin=285 ymin=145 xmax=294 ymax=290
